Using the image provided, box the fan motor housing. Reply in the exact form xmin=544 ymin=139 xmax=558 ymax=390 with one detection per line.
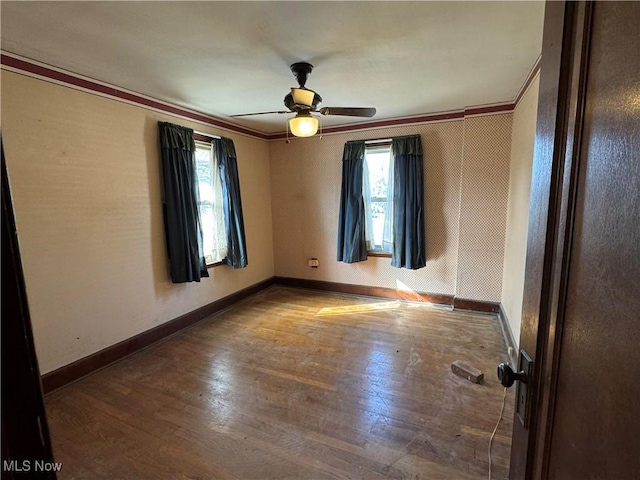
xmin=290 ymin=62 xmax=313 ymax=87
xmin=286 ymin=62 xmax=322 ymax=111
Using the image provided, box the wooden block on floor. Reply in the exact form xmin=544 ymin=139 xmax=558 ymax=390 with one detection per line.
xmin=451 ymin=360 xmax=484 ymax=384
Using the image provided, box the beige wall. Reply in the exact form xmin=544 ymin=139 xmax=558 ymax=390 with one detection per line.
xmin=2 ymin=65 xmax=533 ymax=374
xmin=501 ymin=75 xmax=540 ymax=345
xmin=1 ymin=71 xmax=274 ymax=374
xmin=270 ymin=114 xmax=513 ymax=301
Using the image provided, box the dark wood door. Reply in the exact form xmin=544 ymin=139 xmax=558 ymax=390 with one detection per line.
xmin=510 ymin=1 xmax=640 ymax=478
xmin=1 ymin=137 xmax=57 ymax=478
xmin=544 ymin=1 xmax=640 ymax=477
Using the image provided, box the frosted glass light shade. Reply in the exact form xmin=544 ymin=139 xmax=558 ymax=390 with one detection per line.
xmin=291 ymin=88 xmax=316 ymax=107
xmin=289 ymin=114 xmax=318 ymax=137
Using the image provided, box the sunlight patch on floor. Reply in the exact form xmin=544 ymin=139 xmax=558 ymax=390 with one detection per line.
xmin=395 ymin=279 xmax=434 ymax=304
xmin=315 ymin=301 xmax=402 ymax=316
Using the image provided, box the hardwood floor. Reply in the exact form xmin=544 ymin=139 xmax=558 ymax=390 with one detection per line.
xmin=45 ymin=286 xmax=514 ymax=479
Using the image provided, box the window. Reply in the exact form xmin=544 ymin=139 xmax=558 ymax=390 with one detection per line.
xmin=194 ymin=142 xmax=228 ymax=265
xmin=363 ymin=143 xmax=393 ymax=255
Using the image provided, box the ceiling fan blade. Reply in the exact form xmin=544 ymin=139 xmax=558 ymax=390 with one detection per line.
xmin=319 ymin=107 xmax=376 ymax=118
xmin=230 ymin=110 xmax=291 ymax=117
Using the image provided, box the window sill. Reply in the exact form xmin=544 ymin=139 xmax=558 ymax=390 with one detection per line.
xmin=368 ymin=252 xmax=392 ymax=258
xmin=206 ymin=261 xmax=226 ymax=269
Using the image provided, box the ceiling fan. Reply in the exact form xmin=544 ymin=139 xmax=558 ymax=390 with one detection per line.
xmin=230 ymin=62 xmax=376 ymax=137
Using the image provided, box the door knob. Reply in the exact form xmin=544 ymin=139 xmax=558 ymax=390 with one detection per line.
xmin=499 ymin=351 xmax=533 ymax=427
xmin=497 ymin=363 xmax=528 ymax=388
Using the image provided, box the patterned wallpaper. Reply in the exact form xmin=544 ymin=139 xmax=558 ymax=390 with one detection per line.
xmin=270 ymin=113 xmax=513 ymax=301
xmin=456 ymin=114 xmax=513 ymax=301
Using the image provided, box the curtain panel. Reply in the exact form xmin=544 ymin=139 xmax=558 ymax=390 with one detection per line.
xmin=214 ymin=137 xmax=248 ymax=268
xmin=391 ymin=135 xmax=426 ymax=269
xmin=337 ymin=141 xmax=368 ymax=263
xmin=158 ymin=122 xmax=209 ymax=282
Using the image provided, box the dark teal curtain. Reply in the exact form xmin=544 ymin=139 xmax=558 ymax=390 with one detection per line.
xmin=391 ymin=135 xmax=426 ymax=269
xmin=214 ymin=137 xmax=248 ymax=268
xmin=337 ymin=141 xmax=368 ymax=263
xmin=159 ymin=122 xmax=209 ymax=283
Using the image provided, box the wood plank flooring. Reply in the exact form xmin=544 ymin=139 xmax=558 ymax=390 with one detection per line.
xmin=45 ymin=286 xmax=515 ymax=479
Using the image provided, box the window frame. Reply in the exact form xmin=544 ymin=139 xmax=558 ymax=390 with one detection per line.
xmin=363 ymin=141 xmax=393 ymax=258
xmin=194 ymin=134 xmax=226 ymax=268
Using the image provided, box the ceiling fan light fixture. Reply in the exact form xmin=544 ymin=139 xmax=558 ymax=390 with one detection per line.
xmin=291 ymin=88 xmax=316 ymax=108
xmin=289 ymin=113 xmax=318 ymax=137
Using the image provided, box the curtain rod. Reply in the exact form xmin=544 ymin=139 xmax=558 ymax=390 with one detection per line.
xmin=194 ymin=130 xmax=222 ymax=140
xmin=348 ymin=134 xmax=420 ymax=145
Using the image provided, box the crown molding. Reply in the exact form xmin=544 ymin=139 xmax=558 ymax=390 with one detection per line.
xmin=514 ymin=55 xmax=541 ymax=106
xmin=0 ymin=52 xmax=269 ymax=140
xmin=2 ymin=51 xmax=541 ymax=142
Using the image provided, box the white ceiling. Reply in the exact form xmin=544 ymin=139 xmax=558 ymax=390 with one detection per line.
xmin=1 ymin=1 xmax=545 ymax=134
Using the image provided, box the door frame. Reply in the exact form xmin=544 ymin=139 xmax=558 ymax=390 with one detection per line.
xmin=509 ymin=2 xmax=594 ymax=478
xmin=1 ymin=135 xmax=57 ymax=477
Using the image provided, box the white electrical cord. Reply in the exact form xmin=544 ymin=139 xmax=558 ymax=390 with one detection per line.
xmin=488 ymin=387 xmax=507 ymax=480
